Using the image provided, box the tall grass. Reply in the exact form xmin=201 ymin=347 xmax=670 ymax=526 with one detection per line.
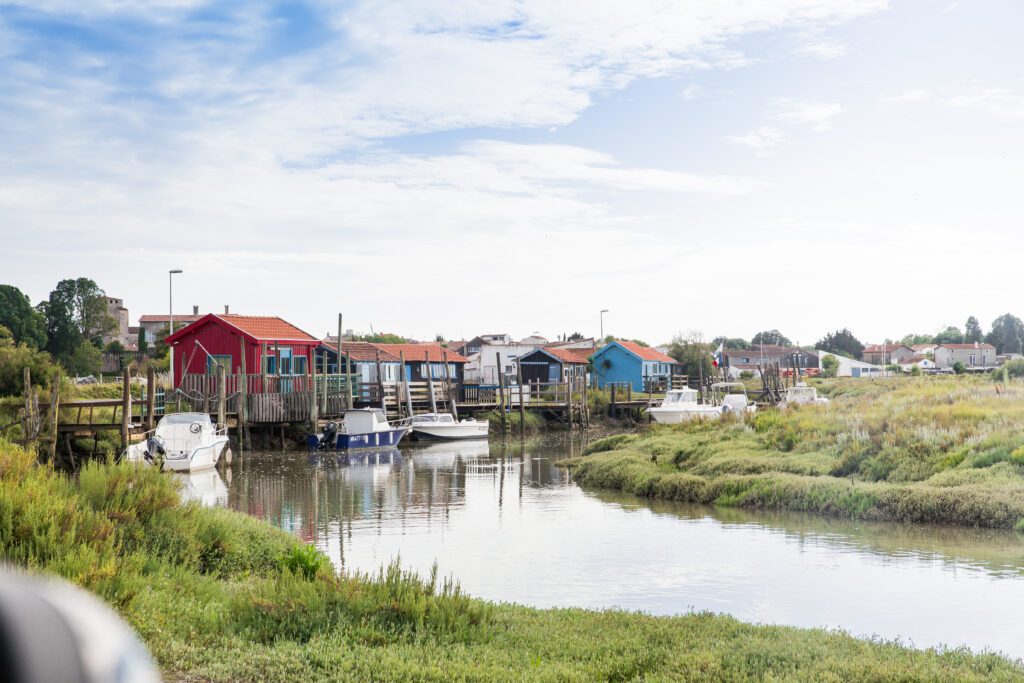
xmin=2 ymin=438 xmax=1022 ymax=680
xmin=566 ymin=376 xmax=1024 ymax=529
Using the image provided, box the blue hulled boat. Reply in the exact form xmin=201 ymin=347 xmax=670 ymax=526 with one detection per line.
xmin=307 ymin=409 xmax=410 ymax=451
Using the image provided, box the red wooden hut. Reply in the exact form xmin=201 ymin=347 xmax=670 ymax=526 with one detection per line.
xmin=165 ymin=313 xmax=320 ymax=389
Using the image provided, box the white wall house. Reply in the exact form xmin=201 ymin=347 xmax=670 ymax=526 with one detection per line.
xmin=934 ymin=343 xmax=997 ymax=370
xmin=818 ymin=351 xmax=887 ymax=378
xmin=465 ymin=341 xmax=547 ymax=384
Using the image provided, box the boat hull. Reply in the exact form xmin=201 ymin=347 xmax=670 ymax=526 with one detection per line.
xmin=325 ymin=427 xmax=410 ymax=450
xmin=124 ymin=437 xmax=229 ymax=472
xmin=648 ymin=407 xmax=723 ymax=424
xmin=411 ymin=423 xmax=489 ymax=441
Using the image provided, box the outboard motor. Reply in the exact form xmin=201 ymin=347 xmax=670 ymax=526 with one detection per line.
xmin=321 ymin=422 xmax=338 ymax=450
xmin=144 ymin=435 xmax=166 ymax=464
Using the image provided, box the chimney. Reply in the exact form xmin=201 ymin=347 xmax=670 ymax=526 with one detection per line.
xmin=224 ymin=305 xmax=230 ymax=314
xmin=192 ymin=305 xmax=199 ymax=316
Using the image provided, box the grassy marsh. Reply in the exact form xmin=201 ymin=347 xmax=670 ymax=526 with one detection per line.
xmin=2 ymin=438 xmax=1022 ymax=681
xmin=565 ymin=377 xmax=1024 ymax=529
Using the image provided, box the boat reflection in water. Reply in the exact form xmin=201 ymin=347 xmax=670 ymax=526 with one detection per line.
xmin=172 ymin=467 xmax=229 ymax=507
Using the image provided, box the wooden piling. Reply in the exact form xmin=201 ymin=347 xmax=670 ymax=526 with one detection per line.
xmin=337 ymin=314 xmax=346 ymax=409
xmin=566 ymin=376 xmax=573 ymax=430
xmin=309 ymin=348 xmax=318 ymax=427
xmin=426 ymin=361 xmax=437 ymax=414
xmin=216 ymin=364 xmax=227 ymax=431
xmin=516 ymin=361 xmax=526 ymax=432
xmin=120 ymin=368 xmax=130 ymax=452
xmin=374 ymin=350 xmax=386 ymax=413
xmin=610 ymin=383 xmax=617 ymax=418
xmin=47 ymin=379 xmax=59 ymax=463
xmin=496 ymin=352 xmax=507 ymax=432
xmin=442 ymin=350 xmax=457 ymax=419
xmin=581 ymin=373 xmax=589 ymax=429
xmin=146 ymin=367 xmax=155 ymax=431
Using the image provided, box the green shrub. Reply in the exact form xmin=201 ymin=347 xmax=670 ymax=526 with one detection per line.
xmin=280 ymin=543 xmax=331 ymax=580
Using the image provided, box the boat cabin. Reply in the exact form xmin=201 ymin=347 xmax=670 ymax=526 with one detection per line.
xmin=661 ymin=389 xmax=699 ymax=405
xmin=343 ymin=409 xmax=392 ymax=434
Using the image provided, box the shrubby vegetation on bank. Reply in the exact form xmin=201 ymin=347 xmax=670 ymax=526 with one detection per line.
xmin=565 ymin=377 xmax=1024 ymax=530
xmin=2 ymin=438 xmax=1022 ymax=681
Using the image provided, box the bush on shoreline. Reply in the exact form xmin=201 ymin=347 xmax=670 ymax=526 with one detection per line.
xmin=2 ymin=438 xmax=1023 ymax=680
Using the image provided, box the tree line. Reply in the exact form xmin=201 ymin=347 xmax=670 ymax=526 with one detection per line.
xmin=0 ymin=279 xmax=163 ymax=392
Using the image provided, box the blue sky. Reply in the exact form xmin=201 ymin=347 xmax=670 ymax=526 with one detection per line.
xmin=2 ymin=0 xmax=1023 ymax=345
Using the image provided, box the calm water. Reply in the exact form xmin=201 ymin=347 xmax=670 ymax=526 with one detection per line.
xmin=180 ymin=435 xmax=1024 ymax=660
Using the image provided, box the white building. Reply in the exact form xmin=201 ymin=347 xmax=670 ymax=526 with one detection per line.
xmin=818 ymin=351 xmax=887 ymax=378
xmin=934 ymin=343 xmax=997 ymax=370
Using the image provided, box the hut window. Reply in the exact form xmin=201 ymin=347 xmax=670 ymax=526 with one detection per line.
xmin=207 ymin=355 xmax=231 ymax=374
xmin=293 ymin=356 xmax=307 ymax=375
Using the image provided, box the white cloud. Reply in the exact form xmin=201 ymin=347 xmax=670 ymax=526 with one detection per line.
xmin=944 ymin=88 xmax=1024 ymax=120
xmin=773 ymin=99 xmax=844 ymax=131
xmin=725 ymin=126 xmax=787 ymax=155
xmin=797 ymin=41 xmax=849 ymax=59
xmin=878 ymin=89 xmax=932 ymax=104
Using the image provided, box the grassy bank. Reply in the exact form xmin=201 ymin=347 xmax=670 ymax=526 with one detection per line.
xmin=564 ymin=377 xmax=1024 ymax=530
xmin=2 ymin=440 xmax=1023 ymax=680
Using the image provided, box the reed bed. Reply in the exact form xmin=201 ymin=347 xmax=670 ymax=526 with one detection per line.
xmin=2 ymin=438 xmax=1022 ymax=680
xmin=567 ymin=377 xmax=1024 ymax=530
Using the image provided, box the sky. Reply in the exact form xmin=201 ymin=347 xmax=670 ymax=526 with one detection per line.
xmin=1 ymin=0 xmax=1023 ymax=346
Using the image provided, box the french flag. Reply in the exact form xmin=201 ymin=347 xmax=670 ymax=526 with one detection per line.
xmin=711 ymin=342 xmax=724 ymax=368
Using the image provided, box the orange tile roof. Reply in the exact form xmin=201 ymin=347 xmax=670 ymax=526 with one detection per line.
xmin=320 ymin=341 xmax=402 ymax=363
xmin=373 ymin=343 xmax=468 ymax=363
xmin=616 ymin=340 xmax=675 ymax=363
xmin=543 ymin=346 xmax=591 ymax=364
xmin=217 ymin=314 xmax=317 ymax=341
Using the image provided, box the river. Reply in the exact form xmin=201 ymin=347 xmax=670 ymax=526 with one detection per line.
xmin=178 ymin=434 xmax=1024 ymax=660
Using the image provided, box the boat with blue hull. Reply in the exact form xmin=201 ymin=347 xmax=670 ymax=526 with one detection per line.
xmin=307 ymin=409 xmax=410 ymax=451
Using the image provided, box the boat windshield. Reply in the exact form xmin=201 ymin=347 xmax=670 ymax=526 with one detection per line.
xmin=414 ymin=415 xmax=439 ymax=423
xmin=160 ymin=413 xmax=211 ymax=426
xmin=667 ymin=390 xmax=697 ymax=404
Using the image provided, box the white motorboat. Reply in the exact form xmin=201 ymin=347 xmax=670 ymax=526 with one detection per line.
xmin=711 ymin=382 xmax=757 ymax=416
xmin=780 ymin=383 xmax=830 ymax=408
xmin=123 ymin=413 xmax=230 ymax=472
xmin=410 ymin=413 xmax=489 ymax=440
xmin=648 ymin=389 xmax=723 ymax=424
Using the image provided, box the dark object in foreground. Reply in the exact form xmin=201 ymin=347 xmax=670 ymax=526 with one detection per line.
xmin=0 ymin=569 xmax=161 ymax=683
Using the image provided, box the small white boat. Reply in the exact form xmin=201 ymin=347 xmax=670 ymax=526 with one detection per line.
xmin=711 ymin=382 xmax=757 ymax=416
xmin=780 ymin=383 xmax=830 ymax=408
xmin=648 ymin=388 xmax=723 ymax=424
xmin=410 ymin=413 xmax=489 ymax=440
xmin=123 ymin=413 xmax=230 ymax=472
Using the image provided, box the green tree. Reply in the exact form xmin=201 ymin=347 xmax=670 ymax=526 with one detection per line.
xmin=0 ymin=325 xmax=59 ymax=396
xmin=0 ymin=284 xmax=47 ymax=349
xmin=899 ymin=333 xmax=934 ymax=346
xmin=137 ymin=327 xmax=148 ymax=354
xmin=933 ymin=326 xmax=964 ymax=345
xmin=711 ymin=336 xmax=749 ymax=350
xmin=952 ymin=361 xmax=966 ymax=375
xmin=64 ymin=339 xmax=103 ymax=376
xmin=815 ymin=328 xmax=865 ymax=360
xmin=820 ymin=354 xmax=840 ymax=378
xmin=751 ymin=330 xmax=791 ymax=347
xmin=41 ymin=278 xmax=116 ymax=360
xmin=964 ymin=316 xmax=984 ymax=344
xmin=667 ymin=333 xmax=714 ymax=378
xmin=985 ymin=313 xmax=1024 ymax=354
xmin=351 ymin=333 xmax=408 ymax=344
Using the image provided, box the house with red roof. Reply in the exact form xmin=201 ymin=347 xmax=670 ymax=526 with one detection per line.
xmin=590 ymin=340 xmax=678 ymax=392
xmin=516 ymin=346 xmax=591 ymax=384
xmin=164 ymin=313 xmax=320 ymax=387
xmin=314 ymin=341 xmax=467 ymax=385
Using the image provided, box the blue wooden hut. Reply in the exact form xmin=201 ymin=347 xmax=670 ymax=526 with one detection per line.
xmin=589 ymin=340 xmax=677 ymax=392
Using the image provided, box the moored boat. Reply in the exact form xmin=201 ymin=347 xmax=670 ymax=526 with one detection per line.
xmin=410 ymin=413 xmax=489 ymax=440
xmin=122 ymin=413 xmax=230 ymax=472
xmin=308 ymin=409 xmax=410 ymax=450
xmin=780 ymin=383 xmax=830 ymax=408
xmin=648 ymin=388 xmax=722 ymax=423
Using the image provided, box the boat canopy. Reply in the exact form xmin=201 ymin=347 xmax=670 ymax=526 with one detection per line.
xmin=344 ymin=409 xmax=390 ymax=433
xmin=664 ymin=389 xmax=699 ymax=404
xmin=412 ymin=414 xmax=455 ymax=424
xmin=159 ymin=413 xmax=212 ymax=426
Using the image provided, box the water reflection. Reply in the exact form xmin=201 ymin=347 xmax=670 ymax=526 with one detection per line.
xmin=219 ymin=436 xmax=1024 ymax=659
xmin=173 ymin=469 xmax=229 ymax=507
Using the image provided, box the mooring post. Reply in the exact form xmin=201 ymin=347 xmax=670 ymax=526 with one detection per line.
xmin=516 ymin=361 xmax=526 ymax=432
xmin=121 ymin=368 xmax=130 ymax=452
xmin=320 ymin=352 xmax=328 ymax=415
xmin=582 ymin=373 xmax=590 ymax=429
xmin=496 ymin=352 xmax=507 ymax=433
xmin=217 ymin=364 xmax=226 ymax=430
xmin=567 ymin=375 xmax=574 ymax=430
xmin=442 ymin=349 xmax=457 ymax=419
xmin=146 ymin=367 xmax=155 ymax=431
xmin=47 ymin=378 xmax=59 ymax=463
xmin=396 ymin=351 xmax=407 ymax=419
xmin=374 ymin=350 xmax=386 ymax=413
xmin=337 ymin=314 xmax=346 ymax=409
xmin=426 ymin=358 xmax=437 ymax=414
xmin=309 ymin=348 xmax=318 ymax=428
xmin=610 ymin=383 xmax=617 ymax=418
xmin=238 ymin=336 xmax=248 ymax=451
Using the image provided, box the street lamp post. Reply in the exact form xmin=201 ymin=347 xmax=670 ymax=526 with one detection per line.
xmin=600 ymin=309 xmax=609 ymax=345
xmin=169 ymin=269 xmax=182 ymax=382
